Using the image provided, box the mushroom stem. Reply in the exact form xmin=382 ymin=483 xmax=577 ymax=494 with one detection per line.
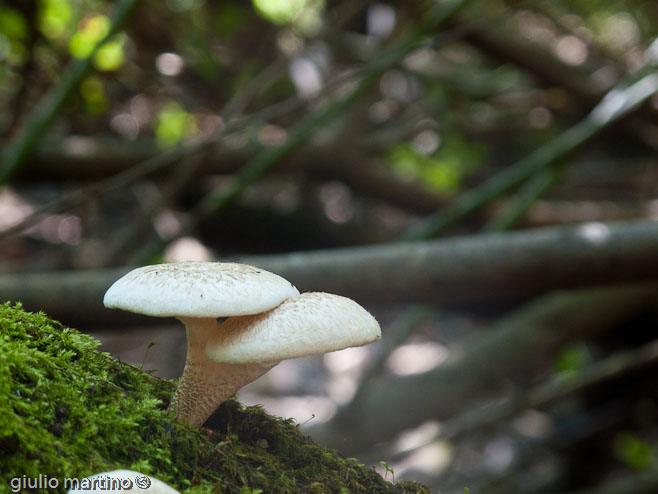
xmin=168 ymin=317 xmax=274 ymax=427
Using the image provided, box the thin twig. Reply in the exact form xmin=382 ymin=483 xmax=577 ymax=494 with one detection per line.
xmin=441 ymin=338 xmax=658 ymax=441
xmin=101 ymin=148 xmax=209 ymax=266
xmin=132 ymin=0 xmax=470 ymax=263
xmin=402 ymin=52 xmax=658 ymax=241
xmin=0 ymin=139 xmax=212 ymax=241
xmin=384 ymin=337 xmax=658 ymax=468
xmin=484 ymin=166 xmax=563 ymax=232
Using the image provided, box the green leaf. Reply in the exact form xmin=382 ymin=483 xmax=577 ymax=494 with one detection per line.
xmin=614 ymin=432 xmax=654 ymax=470
xmin=69 ymin=14 xmax=110 ymax=59
xmin=80 ymin=76 xmax=108 ymax=114
xmin=388 ymin=142 xmax=467 ymax=194
xmin=554 ymin=342 xmax=592 ymax=376
xmin=253 ymin=0 xmax=308 ymax=24
xmin=155 ymin=102 xmax=196 ymax=148
xmin=252 ymin=0 xmax=324 ymax=33
xmin=38 ymin=0 xmax=74 ymax=40
xmin=93 ymin=34 xmax=125 ymax=71
xmin=0 ymin=7 xmax=28 ymax=40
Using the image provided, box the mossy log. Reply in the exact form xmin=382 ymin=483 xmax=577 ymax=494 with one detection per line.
xmin=0 ymin=303 xmax=430 ymax=494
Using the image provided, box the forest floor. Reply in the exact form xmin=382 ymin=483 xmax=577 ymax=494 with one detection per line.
xmin=0 ymin=302 xmax=431 ymax=494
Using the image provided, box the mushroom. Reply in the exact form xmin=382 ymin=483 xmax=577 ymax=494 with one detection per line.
xmin=67 ymin=470 xmax=180 ymax=493
xmin=205 ymin=291 xmax=381 ymax=378
xmin=103 ymin=262 xmax=299 ymax=426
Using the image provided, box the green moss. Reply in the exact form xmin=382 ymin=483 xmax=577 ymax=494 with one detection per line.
xmin=0 ymin=302 xmax=431 ymax=493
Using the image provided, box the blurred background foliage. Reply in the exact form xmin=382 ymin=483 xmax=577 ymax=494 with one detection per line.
xmin=2 ymin=0 xmax=658 ymax=493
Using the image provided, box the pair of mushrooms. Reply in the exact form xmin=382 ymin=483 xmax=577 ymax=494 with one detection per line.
xmin=104 ymin=262 xmax=381 ymax=427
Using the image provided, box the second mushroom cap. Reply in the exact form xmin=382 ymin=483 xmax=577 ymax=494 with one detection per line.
xmin=205 ymin=292 xmax=381 ymax=365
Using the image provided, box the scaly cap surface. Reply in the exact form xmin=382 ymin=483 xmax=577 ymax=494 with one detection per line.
xmin=103 ymin=262 xmax=299 ymax=318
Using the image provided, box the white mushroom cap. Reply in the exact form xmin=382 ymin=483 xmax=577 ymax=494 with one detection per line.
xmin=102 ymin=262 xmax=300 ymax=427
xmin=206 ymin=292 xmax=381 ymax=364
xmin=67 ymin=469 xmax=180 ymax=493
xmin=103 ymin=262 xmax=299 ymax=317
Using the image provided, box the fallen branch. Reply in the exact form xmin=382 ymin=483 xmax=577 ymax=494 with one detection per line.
xmin=1 ymin=219 xmax=658 ymax=327
xmin=386 ymin=336 xmax=658 ymax=458
xmin=307 ymin=282 xmax=658 ymax=454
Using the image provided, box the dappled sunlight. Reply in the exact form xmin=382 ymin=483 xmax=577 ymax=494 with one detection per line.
xmin=324 ymin=347 xmax=371 ymax=404
xmin=388 ymin=441 xmax=452 ymax=479
xmin=289 ymin=56 xmax=323 ymax=98
xmin=514 ymin=10 xmax=556 ymax=45
xmin=577 ymin=221 xmax=611 ymax=245
xmin=394 ymin=421 xmax=442 ymax=455
xmin=153 ymin=208 xmax=183 ymax=240
xmin=387 ymin=342 xmax=449 ymax=376
xmin=232 ymin=346 xmax=376 ymax=419
xmin=155 ymin=52 xmax=185 ymax=77
xmin=164 ymin=236 xmax=213 ymax=262
xmin=35 ymin=214 xmax=82 ymax=245
xmin=129 ymin=94 xmax=153 ymax=126
xmin=320 ymin=181 xmax=354 ymax=224
xmin=482 ymin=436 xmax=516 ymax=473
xmin=0 ymin=189 xmax=81 ymax=245
xmin=277 ymin=29 xmax=304 ymax=56
xmin=240 ymin=391 xmax=337 ymax=425
xmin=380 ymin=70 xmax=419 ymax=103
xmin=553 ymin=35 xmax=588 ymax=66
xmin=193 ymin=111 xmax=224 ymax=140
xmin=110 ymin=113 xmax=140 ymax=140
xmin=258 ymin=124 xmax=288 ymax=145
xmin=61 ymin=135 xmax=99 ymax=155
xmin=412 ymin=129 xmax=441 ymax=156
xmin=0 ymin=189 xmax=35 ymax=231
xmin=368 ymin=98 xmax=399 ymax=124
xmin=512 ymin=409 xmax=552 ymax=439
xmin=597 ymin=12 xmax=641 ymax=55
xmin=326 ymin=372 xmax=358 ymax=404
xmin=366 ymin=4 xmax=396 ymax=40
xmin=253 ymin=358 xmax=307 ymax=393
xmin=528 ymin=106 xmax=552 ymax=128
xmin=324 ymin=346 xmax=370 ymax=373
